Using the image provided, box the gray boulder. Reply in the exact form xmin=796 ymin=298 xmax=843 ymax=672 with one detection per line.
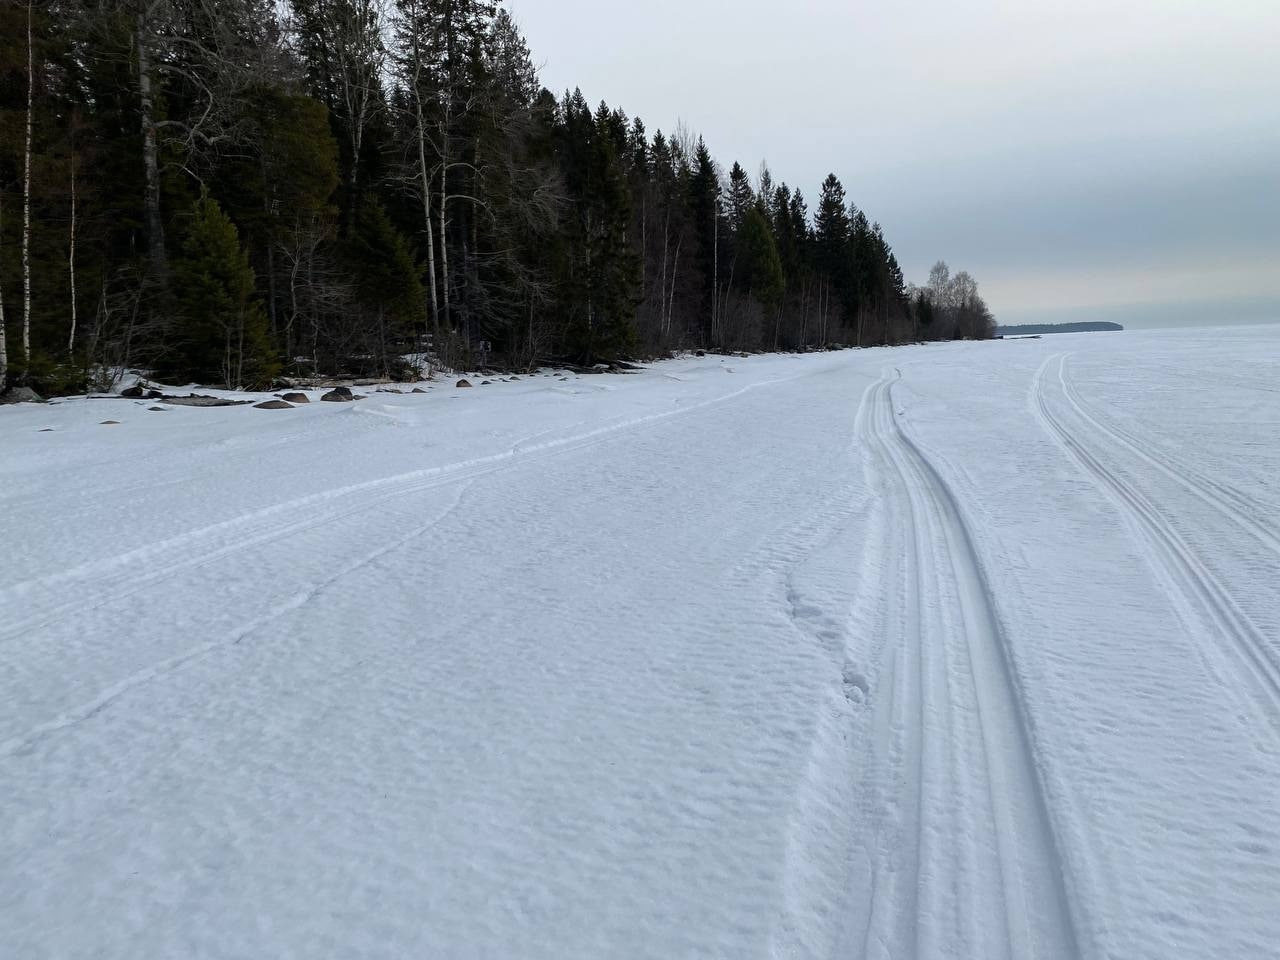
xmin=281 ymin=392 xmax=310 ymax=404
xmin=320 ymin=387 xmax=355 ymax=402
xmin=1 ymin=386 xmax=43 ymax=404
xmin=254 ymin=399 xmax=294 ymax=410
xmin=160 ymin=394 xmax=251 ymax=407
xmin=456 ymin=379 xmax=473 ymax=388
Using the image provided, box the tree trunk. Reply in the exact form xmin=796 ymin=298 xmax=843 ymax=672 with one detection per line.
xmin=288 ymin=244 xmax=301 ymax=366
xmin=658 ymin=208 xmax=669 ymax=340
xmin=22 ymin=0 xmax=34 ymax=374
xmin=640 ymin=194 xmax=647 ymax=307
xmin=667 ymin=236 xmax=682 ymax=342
xmin=266 ymin=242 xmax=277 ymax=335
xmin=0 ymin=193 xmax=8 ymax=388
xmin=799 ymin=278 xmax=808 ymax=346
xmin=261 ymin=155 xmax=277 ymax=339
xmin=711 ymin=200 xmax=718 ymax=347
xmin=68 ymin=152 xmax=78 ymax=357
xmin=407 ymin=16 xmax=440 ymax=343
xmin=439 ymin=152 xmax=451 ymax=333
xmin=415 ymin=101 xmax=439 ymax=341
xmin=136 ymin=6 xmax=167 ymax=281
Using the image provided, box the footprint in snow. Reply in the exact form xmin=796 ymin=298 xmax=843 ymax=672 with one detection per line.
xmin=842 ymin=663 xmax=869 ymax=704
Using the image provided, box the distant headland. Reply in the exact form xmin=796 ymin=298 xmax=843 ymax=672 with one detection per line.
xmin=996 ymin=322 xmax=1124 ymax=336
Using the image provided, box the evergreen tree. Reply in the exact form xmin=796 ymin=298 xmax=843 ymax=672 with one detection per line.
xmin=687 ymin=137 xmax=719 ymax=342
xmin=556 ymin=93 xmax=638 ymax=363
xmin=171 ymin=194 xmax=277 ymax=388
xmin=813 ymin=173 xmax=850 ymax=280
xmin=756 ymin=162 xmax=775 ymax=222
xmin=726 ymin=161 xmax=753 ymax=233
xmin=1 ymin=0 xmax=993 ymax=394
xmin=345 ymin=198 xmax=425 ymax=364
xmin=737 ymin=206 xmax=784 ymax=309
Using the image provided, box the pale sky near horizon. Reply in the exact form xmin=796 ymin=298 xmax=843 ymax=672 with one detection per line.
xmin=508 ymin=0 xmax=1279 ymax=327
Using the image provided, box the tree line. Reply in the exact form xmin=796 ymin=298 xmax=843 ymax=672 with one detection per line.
xmin=0 ymin=0 xmax=995 ymax=394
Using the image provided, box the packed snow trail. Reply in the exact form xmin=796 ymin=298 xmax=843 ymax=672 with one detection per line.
xmin=854 ymin=371 xmax=1078 ymax=959
xmin=3 ymin=327 xmax=1279 ymax=958
xmin=1033 ymin=354 xmax=1280 ymax=729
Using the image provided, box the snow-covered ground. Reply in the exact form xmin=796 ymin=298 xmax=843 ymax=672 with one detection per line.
xmin=2 ymin=327 xmax=1278 ymax=959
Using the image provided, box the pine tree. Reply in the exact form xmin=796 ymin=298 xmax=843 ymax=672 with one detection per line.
xmin=737 ymin=206 xmax=784 ymax=309
xmin=688 ymin=137 xmax=719 ymax=342
xmin=726 ymin=161 xmax=753 ymax=233
xmin=756 ymin=162 xmax=775 ymax=222
xmin=171 ymin=195 xmax=277 ymax=388
xmin=556 ymin=94 xmax=638 ymax=363
xmin=813 ymin=173 xmax=850 ymax=279
xmin=487 ymin=9 xmax=537 ymax=106
xmin=346 ymin=198 xmax=426 ymax=352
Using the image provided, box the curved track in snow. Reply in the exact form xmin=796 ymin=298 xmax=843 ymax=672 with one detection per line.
xmin=0 ymin=374 xmax=802 ymax=651
xmin=6 ymin=337 xmax=1280 ymax=958
xmin=856 ymin=371 xmax=1080 ymax=960
xmin=1056 ymin=354 xmax=1280 ymax=556
xmin=1033 ymin=354 xmax=1280 ymax=728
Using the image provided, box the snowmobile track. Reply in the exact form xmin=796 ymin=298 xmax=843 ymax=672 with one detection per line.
xmin=0 ymin=375 xmax=802 ymax=649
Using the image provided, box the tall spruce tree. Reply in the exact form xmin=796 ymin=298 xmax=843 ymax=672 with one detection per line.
xmin=726 ymin=161 xmax=753 ymax=233
xmin=171 ymin=194 xmax=276 ymax=388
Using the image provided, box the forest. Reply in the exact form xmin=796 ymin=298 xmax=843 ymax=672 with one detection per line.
xmin=0 ymin=0 xmax=996 ymax=395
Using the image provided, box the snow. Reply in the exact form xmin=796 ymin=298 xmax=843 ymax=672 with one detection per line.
xmin=2 ymin=329 xmax=1278 ymax=958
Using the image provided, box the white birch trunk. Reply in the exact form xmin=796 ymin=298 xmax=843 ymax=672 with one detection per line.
xmin=68 ymin=152 xmax=78 ymax=357
xmin=415 ymin=99 xmax=438 ymax=336
xmin=667 ymin=236 xmax=682 ymax=342
xmin=439 ymin=142 xmax=450 ymax=333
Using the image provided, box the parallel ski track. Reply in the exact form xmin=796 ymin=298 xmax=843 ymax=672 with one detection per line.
xmin=2 ymin=373 xmax=821 ymax=757
xmin=859 ymin=370 xmax=1080 ymax=959
xmin=0 ymin=375 xmax=800 ymax=647
xmin=1058 ymin=354 xmax=1280 ymax=556
xmin=1033 ymin=354 xmax=1280 ymax=725
xmin=854 ymin=375 xmax=927 ymax=960
xmin=0 ymin=479 xmax=477 ymax=759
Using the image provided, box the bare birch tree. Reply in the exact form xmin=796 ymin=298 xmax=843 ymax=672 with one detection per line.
xmin=68 ymin=147 xmax=78 ymax=358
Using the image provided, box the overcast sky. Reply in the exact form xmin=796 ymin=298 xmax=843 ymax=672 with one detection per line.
xmin=508 ymin=0 xmax=1279 ymax=327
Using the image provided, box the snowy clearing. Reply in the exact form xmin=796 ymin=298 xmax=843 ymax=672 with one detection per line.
xmin=3 ymin=328 xmax=1279 ymax=959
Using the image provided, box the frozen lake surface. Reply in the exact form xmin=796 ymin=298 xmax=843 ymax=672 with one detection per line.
xmin=2 ymin=326 xmax=1278 ymax=958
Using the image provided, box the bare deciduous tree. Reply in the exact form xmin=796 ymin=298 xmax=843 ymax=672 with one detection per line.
xmin=68 ymin=145 xmax=78 ymax=358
